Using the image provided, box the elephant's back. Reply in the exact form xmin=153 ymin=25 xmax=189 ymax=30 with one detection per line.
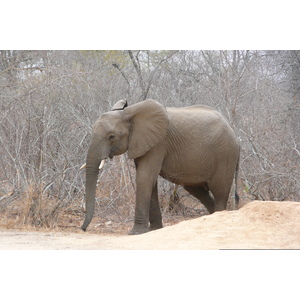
xmin=166 ymin=105 xmax=225 ymax=125
xmin=166 ymin=105 xmax=233 ymax=139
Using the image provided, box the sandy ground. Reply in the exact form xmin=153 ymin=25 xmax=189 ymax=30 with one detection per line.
xmin=1 ymin=200 xmax=300 ymax=250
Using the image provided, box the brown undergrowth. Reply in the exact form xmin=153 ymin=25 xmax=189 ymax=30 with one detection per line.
xmin=0 ymin=158 xmax=260 ymax=235
xmin=0 ymin=180 xmax=251 ymax=235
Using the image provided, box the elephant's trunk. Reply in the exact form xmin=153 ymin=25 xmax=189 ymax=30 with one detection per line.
xmin=81 ymin=142 xmax=103 ymax=231
xmin=81 ymin=166 xmax=99 ymax=231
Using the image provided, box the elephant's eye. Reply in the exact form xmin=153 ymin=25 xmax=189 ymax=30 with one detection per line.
xmin=108 ymin=134 xmax=115 ymax=141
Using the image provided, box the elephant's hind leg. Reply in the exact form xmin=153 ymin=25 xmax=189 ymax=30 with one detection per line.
xmin=209 ymin=188 xmax=230 ymax=212
xmin=183 ymin=186 xmax=215 ymax=214
xmin=208 ymin=174 xmax=233 ymax=212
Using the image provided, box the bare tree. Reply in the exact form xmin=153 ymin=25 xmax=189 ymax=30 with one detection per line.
xmin=1 ymin=50 xmax=299 ymax=230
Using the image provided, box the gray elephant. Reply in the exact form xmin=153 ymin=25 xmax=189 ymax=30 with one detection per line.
xmin=81 ymin=99 xmax=240 ymax=235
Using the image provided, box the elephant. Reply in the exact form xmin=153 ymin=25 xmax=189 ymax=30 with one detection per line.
xmin=81 ymin=99 xmax=240 ymax=235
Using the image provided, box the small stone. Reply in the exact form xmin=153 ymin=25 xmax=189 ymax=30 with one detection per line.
xmin=105 ymin=221 xmax=113 ymax=226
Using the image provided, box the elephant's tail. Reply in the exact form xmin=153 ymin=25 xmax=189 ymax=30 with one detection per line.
xmin=234 ymin=150 xmax=240 ymax=210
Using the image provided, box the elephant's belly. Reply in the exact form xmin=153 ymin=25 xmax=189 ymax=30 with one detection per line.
xmin=159 ymin=168 xmax=207 ymax=187
xmin=160 ymin=153 xmax=214 ymax=187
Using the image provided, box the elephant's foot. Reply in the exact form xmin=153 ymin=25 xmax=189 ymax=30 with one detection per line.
xmin=128 ymin=225 xmax=149 ymax=235
xmin=149 ymin=222 xmax=163 ymax=232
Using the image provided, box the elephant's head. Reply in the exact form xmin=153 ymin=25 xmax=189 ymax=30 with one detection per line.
xmin=81 ymin=99 xmax=169 ymax=231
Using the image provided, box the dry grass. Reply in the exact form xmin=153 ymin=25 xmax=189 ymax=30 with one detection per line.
xmin=0 ymin=176 xmax=213 ymax=234
xmin=0 ymin=158 xmax=290 ymax=235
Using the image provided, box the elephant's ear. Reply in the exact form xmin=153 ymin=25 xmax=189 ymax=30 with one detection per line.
xmin=124 ymin=100 xmax=169 ymax=159
xmin=111 ymin=99 xmax=128 ymax=111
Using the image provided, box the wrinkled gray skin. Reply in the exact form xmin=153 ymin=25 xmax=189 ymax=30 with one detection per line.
xmin=82 ymin=99 xmax=240 ymax=235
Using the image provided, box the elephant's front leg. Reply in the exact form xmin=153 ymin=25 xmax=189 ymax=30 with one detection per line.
xmin=149 ymin=181 xmax=163 ymax=231
xmin=128 ymin=158 xmax=162 ymax=235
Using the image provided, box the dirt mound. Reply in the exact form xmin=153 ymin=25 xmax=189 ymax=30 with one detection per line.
xmin=128 ymin=200 xmax=300 ymax=249
xmin=1 ymin=201 xmax=299 ymax=249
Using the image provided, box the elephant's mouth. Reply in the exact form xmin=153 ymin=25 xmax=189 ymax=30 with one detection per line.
xmin=109 ymin=146 xmax=121 ymax=158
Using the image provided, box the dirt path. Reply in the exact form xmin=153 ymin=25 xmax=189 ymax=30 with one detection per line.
xmin=1 ymin=201 xmax=300 ymax=250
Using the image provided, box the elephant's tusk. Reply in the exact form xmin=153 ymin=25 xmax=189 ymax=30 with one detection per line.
xmin=99 ymin=159 xmax=106 ymax=170
xmin=79 ymin=159 xmax=106 ymax=170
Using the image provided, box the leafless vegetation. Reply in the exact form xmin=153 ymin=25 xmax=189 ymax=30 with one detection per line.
xmin=0 ymin=50 xmax=299 ymax=231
